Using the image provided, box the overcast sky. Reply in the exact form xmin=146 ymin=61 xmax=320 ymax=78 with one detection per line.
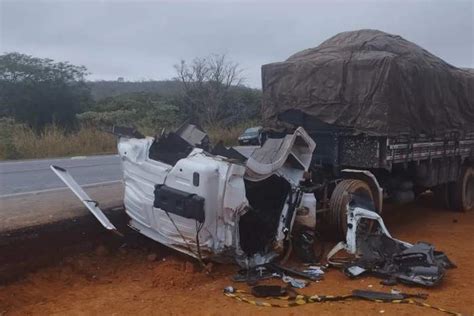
xmin=1 ymin=0 xmax=473 ymax=87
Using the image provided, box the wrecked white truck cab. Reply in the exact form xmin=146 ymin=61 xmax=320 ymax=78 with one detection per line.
xmin=51 ymin=126 xmax=316 ymax=267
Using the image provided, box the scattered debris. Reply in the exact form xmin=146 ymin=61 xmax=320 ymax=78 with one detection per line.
xmin=282 ymin=275 xmax=308 ymax=288
xmin=345 ymin=239 xmax=455 ymax=287
xmin=327 ymin=195 xmax=456 ymax=287
xmin=268 ymin=263 xmax=323 ymax=282
xmin=231 ymin=262 xmax=325 ymax=288
xmin=302 ymin=266 xmax=325 ymax=278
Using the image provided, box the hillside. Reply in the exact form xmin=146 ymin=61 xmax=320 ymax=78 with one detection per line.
xmin=88 ymin=80 xmax=183 ymax=100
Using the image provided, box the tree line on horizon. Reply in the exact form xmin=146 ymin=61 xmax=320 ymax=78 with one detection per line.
xmin=0 ymin=52 xmax=262 ymax=133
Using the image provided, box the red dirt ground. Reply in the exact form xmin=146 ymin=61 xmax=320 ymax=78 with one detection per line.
xmin=1 ymin=199 xmax=473 ymax=316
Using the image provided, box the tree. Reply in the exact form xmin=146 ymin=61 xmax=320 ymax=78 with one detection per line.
xmin=77 ymin=92 xmax=179 ymax=131
xmin=0 ymin=52 xmax=91 ymax=130
xmin=174 ymin=54 xmax=246 ymax=126
xmin=223 ymin=86 xmax=262 ymax=125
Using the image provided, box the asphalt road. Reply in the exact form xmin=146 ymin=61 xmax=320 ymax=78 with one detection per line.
xmin=0 ymin=155 xmax=122 ymax=197
xmin=0 ymin=148 xmax=257 ymax=232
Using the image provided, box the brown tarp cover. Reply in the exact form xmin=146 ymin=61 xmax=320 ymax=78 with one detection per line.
xmin=262 ymin=30 xmax=474 ymax=136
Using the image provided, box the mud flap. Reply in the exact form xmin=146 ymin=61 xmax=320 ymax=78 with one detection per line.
xmin=50 ymin=165 xmax=122 ymax=236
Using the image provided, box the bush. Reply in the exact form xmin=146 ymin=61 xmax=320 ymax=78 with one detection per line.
xmin=77 ymin=92 xmax=180 ymax=133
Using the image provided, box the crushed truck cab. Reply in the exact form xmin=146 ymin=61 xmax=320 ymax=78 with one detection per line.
xmin=52 ymin=126 xmax=316 ymax=268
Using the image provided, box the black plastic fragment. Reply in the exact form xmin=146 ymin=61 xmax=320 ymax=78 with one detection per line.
xmin=211 ymin=141 xmax=247 ymax=162
xmin=148 ymin=132 xmax=194 ymax=166
xmin=251 ymin=285 xmax=287 ymax=298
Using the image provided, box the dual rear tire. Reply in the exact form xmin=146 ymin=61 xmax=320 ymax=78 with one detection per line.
xmin=449 ymin=165 xmax=474 ymax=212
xmin=433 ymin=165 xmax=473 ymax=212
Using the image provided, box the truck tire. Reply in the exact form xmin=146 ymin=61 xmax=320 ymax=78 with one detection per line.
xmin=449 ymin=165 xmax=474 ymax=212
xmin=328 ymin=179 xmax=374 ymax=240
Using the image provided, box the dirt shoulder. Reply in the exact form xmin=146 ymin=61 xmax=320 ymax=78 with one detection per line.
xmin=0 ymin=199 xmax=473 ymax=316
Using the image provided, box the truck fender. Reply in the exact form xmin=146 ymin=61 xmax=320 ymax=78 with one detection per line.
xmin=341 ymin=169 xmax=383 ymax=214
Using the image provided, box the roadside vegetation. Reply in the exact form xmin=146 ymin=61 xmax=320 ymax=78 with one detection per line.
xmin=0 ymin=119 xmax=116 ymax=160
xmin=0 ymin=119 xmax=254 ymax=160
xmin=0 ymin=53 xmax=261 ymax=160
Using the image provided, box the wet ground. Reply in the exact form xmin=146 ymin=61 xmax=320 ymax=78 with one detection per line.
xmin=1 ymin=197 xmax=473 ymax=316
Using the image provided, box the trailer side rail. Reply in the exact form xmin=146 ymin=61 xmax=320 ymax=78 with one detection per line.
xmin=386 ymin=134 xmax=474 ymax=163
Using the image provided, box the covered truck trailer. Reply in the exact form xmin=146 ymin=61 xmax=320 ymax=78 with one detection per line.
xmin=262 ymin=30 xmax=474 ymax=238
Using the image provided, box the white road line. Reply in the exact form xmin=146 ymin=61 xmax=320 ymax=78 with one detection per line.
xmin=0 ymin=180 xmax=123 ymax=199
